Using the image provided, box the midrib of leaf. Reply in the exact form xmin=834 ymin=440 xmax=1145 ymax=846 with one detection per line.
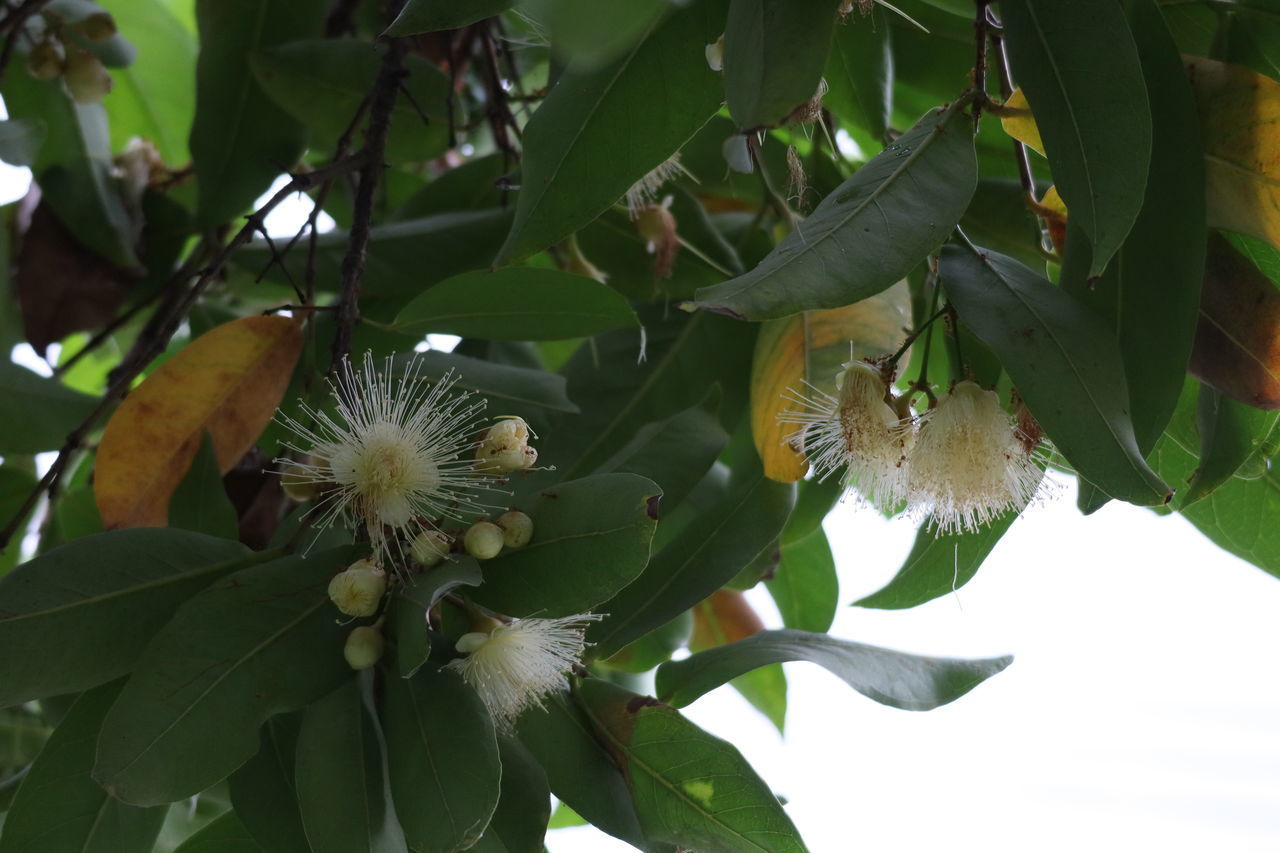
xmin=404 ymin=682 xmax=459 ymax=847
xmin=705 ymin=98 xmax=968 ymax=304
xmin=1022 ymin=3 xmax=1101 ymax=240
xmin=1205 ymin=153 xmax=1280 ymax=189
xmin=976 ymin=249 xmax=1163 ymax=497
xmin=576 ymin=702 xmax=775 ymax=853
xmin=103 ymin=595 xmax=325 ymax=781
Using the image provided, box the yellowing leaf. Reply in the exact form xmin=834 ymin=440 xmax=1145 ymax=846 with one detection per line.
xmin=999 ymin=88 xmax=1045 ymax=156
xmin=1038 ymin=185 xmax=1068 ymax=255
xmin=1187 ymin=56 xmax=1280 ymax=251
xmin=750 ymin=284 xmax=910 ymax=482
xmin=95 ymin=316 xmax=303 ymax=529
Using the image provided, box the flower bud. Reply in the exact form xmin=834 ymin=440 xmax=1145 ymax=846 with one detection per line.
xmin=327 ymin=559 xmax=387 ymax=617
xmin=410 ymin=529 xmax=453 ymax=568
xmin=76 ymin=12 xmax=117 ymax=42
xmin=63 ymin=48 xmax=112 ymax=104
xmin=464 ymin=521 xmax=504 ymax=560
xmin=455 ymin=631 xmax=490 ymax=654
xmin=496 ymin=511 xmax=534 ymax=549
xmin=343 ymin=626 xmax=385 ymax=670
xmin=279 ymin=460 xmax=321 ymax=502
xmin=705 ymin=34 xmax=724 ymax=71
xmin=26 ymin=39 xmax=63 ymax=81
xmin=474 ymin=417 xmax=537 ymax=475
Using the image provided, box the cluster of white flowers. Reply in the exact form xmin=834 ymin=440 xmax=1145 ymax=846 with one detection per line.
xmin=781 ymin=360 xmax=1046 ymax=534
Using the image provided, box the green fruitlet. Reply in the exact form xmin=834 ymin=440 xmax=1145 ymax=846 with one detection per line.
xmin=63 ymin=48 xmax=112 ymax=103
xmin=496 ymin=511 xmax=534 ymax=548
xmin=327 ymin=558 xmax=387 ymax=617
xmin=26 ymin=39 xmax=63 ymax=80
xmin=343 ymin=625 xmax=385 ymax=670
xmin=464 ymin=521 xmax=504 ymax=560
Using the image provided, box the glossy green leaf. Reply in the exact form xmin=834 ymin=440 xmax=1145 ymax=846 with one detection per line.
xmin=229 ymin=716 xmax=309 ymax=853
xmin=168 ymin=431 xmax=238 ymax=540
xmin=520 ymin=0 xmax=669 ymax=70
xmin=1179 ymin=460 xmax=1280 ymax=580
xmin=1186 ymin=385 xmax=1280 ymax=505
xmin=495 ymin=0 xmax=727 ymax=263
xmin=587 ymin=461 xmax=795 ymax=659
xmin=0 ymin=362 xmax=98 ymax=454
xmin=940 ymin=243 xmax=1172 ymax=505
xmin=108 ymin=0 xmax=197 ymax=164
xmin=0 ymin=529 xmax=254 ymax=705
xmin=999 ymin=0 xmax=1150 ymax=277
xmin=576 ymin=678 xmax=808 ymax=853
xmin=392 ymin=154 xmax=506 ymax=219
xmin=854 ymin=511 xmax=1018 ymax=609
xmin=724 ymin=0 xmax=840 ymax=130
xmin=393 ymin=557 xmax=483 ymax=678
xmin=768 ymin=527 xmax=838 ymax=632
xmin=190 ymin=0 xmax=326 ymax=226
xmin=394 ymin=268 xmax=638 ymax=340
xmin=387 ymin=0 xmax=514 ymax=33
xmin=381 ymin=667 xmax=500 ymax=853
xmin=823 ymin=5 xmax=892 ymax=141
xmin=171 ymin=811 xmax=263 ymax=853
xmin=93 ymin=548 xmax=355 ymax=805
xmin=471 ymin=473 xmax=661 ymax=618
xmin=0 ymin=682 xmax=167 ymax=853
xmin=604 ymin=611 xmax=695 ymax=674
xmin=656 ymin=628 xmax=1012 ymax=711
xmin=296 ymin=679 xmax=408 ymax=853
xmin=0 ymin=118 xmax=44 ymax=167
xmin=692 ymin=99 xmax=978 ymax=320
xmin=252 ymin=41 xmax=452 ymax=165
xmin=471 ymin=737 xmax=550 ymax=853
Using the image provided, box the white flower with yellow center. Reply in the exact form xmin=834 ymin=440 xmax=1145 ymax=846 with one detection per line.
xmin=276 ymin=352 xmax=489 ymax=565
xmin=778 ymin=359 xmax=913 ymax=509
xmin=447 ymin=614 xmax=602 ymax=731
xmin=906 ymin=380 xmax=1043 ymax=534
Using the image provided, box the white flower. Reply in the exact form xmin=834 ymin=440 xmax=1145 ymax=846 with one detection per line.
xmin=275 ymin=352 xmax=489 ymax=566
xmin=447 ymin=614 xmax=603 ymax=731
xmin=778 ymin=360 xmax=912 ymax=509
xmin=624 ymin=153 xmax=689 ymax=219
xmin=906 ymin=380 xmax=1043 ymax=534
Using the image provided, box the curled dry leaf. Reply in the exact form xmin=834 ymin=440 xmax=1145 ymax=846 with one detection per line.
xmin=95 ymin=315 xmax=304 ymax=528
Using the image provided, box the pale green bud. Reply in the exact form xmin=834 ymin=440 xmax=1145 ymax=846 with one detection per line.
xmin=327 ymin=559 xmax=387 ymax=617
xmin=496 ymin=511 xmax=533 ymax=549
xmin=343 ymin=626 xmax=385 ymax=670
xmin=410 ymin=529 xmax=452 ymax=568
xmin=464 ymin=521 xmax=504 ymax=560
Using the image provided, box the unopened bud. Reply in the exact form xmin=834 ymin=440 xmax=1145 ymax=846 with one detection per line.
xmin=63 ymin=48 xmax=112 ymax=103
xmin=455 ymin=631 xmax=490 ymax=654
xmin=76 ymin=12 xmax=117 ymax=42
xmin=474 ymin=417 xmax=537 ymax=475
xmin=279 ymin=460 xmax=320 ymax=502
xmin=343 ymin=626 xmax=385 ymax=670
xmin=26 ymin=39 xmax=63 ymax=80
xmin=327 ymin=559 xmax=387 ymax=617
xmin=705 ymin=34 xmax=724 ymax=71
xmin=464 ymin=521 xmax=504 ymax=560
xmin=496 ymin=511 xmax=534 ymax=549
xmin=410 ymin=529 xmax=452 ymax=568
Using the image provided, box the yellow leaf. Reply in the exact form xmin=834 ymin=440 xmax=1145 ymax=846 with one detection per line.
xmin=999 ymin=88 xmax=1045 ymax=156
xmin=750 ymin=283 xmax=910 ymax=482
xmin=1187 ymin=56 xmax=1280 ymax=252
xmin=95 ymin=315 xmax=303 ymax=529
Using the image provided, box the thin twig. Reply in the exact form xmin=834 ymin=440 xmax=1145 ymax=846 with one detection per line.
xmin=746 ymin=134 xmax=798 ymax=231
xmin=971 ymin=0 xmax=990 ymax=128
xmin=0 ymin=0 xmax=49 ymax=86
xmin=988 ymin=24 xmax=1037 ymax=204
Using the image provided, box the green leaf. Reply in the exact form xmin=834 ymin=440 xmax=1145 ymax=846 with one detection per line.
xmin=0 ymin=362 xmax=97 ymax=454
xmin=0 ymin=682 xmax=168 ymax=853
xmin=520 ymin=0 xmax=669 ymax=70
xmin=171 ymin=811 xmax=263 ymax=853
xmin=392 ymin=154 xmax=506 ymax=219
xmin=854 ymin=512 xmax=1018 ymax=609
xmin=381 ymin=667 xmax=500 ymax=853
xmin=107 ymin=0 xmax=197 ymax=164
xmin=396 ymin=349 xmax=579 ymax=415
xmin=575 ymin=678 xmax=808 ymax=853
xmin=252 ymin=41 xmax=452 ymax=166
xmin=93 ymin=548 xmax=356 ymax=805
xmin=587 ymin=460 xmax=795 ymax=660
xmin=999 ymin=0 xmax=1150 ymax=277
xmin=690 ymin=594 xmax=788 ymax=732
xmin=1186 ymin=386 xmax=1280 ymax=505
xmin=767 ymin=527 xmax=838 ymax=632
xmin=386 ymin=0 xmax=514 ymax=34
xmin=190 ymin=0 xmax=326 ymax=226
xmin=169 ymin=431 xmax=239 ymax=540
xmin=547 ymin=802 xmax=586 ymax=829
xmin=0 ymin=118 xmax=45 ymax=167
xmin=0 ymin=71 xmax=138 ymax=267
xmin=0 ymin=529 xmax=254 ymax=705
xmin=778 ymin=476 xmax=842 ymax=546
xmin=603 ymin=611 xmax=695 ymax=674
xmin=724 ymin=0 xmax=839 ymax=130
xmin=692 ymin=99 xmax=978 ymax=320
xmin=471 ymin=737 xmax=550 ymax=853
xmin=229 ymin=716 xmax=310 ymax=853
xmin=495 ymin=0 xmax=727 ymax=263
xmin=940 ymin=243 xmax=1172 ymax=505
xmin=1179 ymin=463 xmax=1280 ymax=580
xmin=394 ymin=268 xmax=638 ymax=340
xmin=515 ymin=692 xmax=655 ymax=851
xmin=823 ymin=6 xmax=892 ymax=141
xmin=295 ymin=679 xmax=408 ymax=853
xmin=393 ymin=558 xmax=484 ymax=678
xmin=656 ymin=628 xmax=1012 ymax=711
xmin=592 ymin=393 xmax=731 ymax=513
xmin=470 ymin=473 xmax=661 ymax=618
